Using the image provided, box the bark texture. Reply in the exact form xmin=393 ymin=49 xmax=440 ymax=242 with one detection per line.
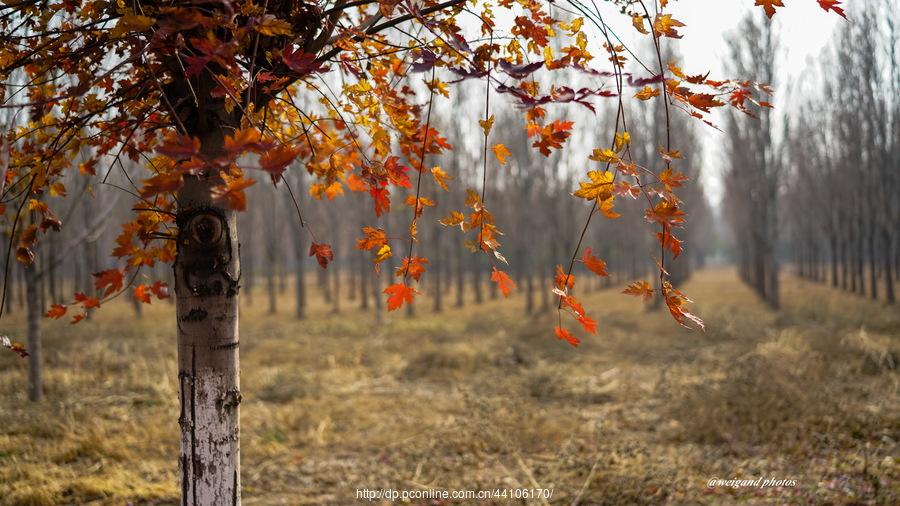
xmin=175 ymin=177 xmax=241 ymax=505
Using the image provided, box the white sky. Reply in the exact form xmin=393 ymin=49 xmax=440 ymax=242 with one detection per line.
xmin=647 ymin=0 xmax=843 ymax=203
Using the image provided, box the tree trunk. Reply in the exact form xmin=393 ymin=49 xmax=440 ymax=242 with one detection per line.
xmin=25 ymin=262 xmax=42 ymax=402
xmin=175 ymin=176 xmax=241 ymax=504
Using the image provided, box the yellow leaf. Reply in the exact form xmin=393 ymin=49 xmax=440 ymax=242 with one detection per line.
xmin=589 ymin=148 xmax=619 ymax=164
xmin=653 ymin=14 xmax=685 ymax=39
xmin=431 ymin=166 xmax=452 ymax=191
xmin=256 ymin=16 xmax=293 ymax=36
xmin=614 ymin=131 xmax=630 ymax=152
xmin=632 ymin=15 xmax=649 ymax=34
xmin=492 ymin=143 xmax=512 ymax=165
xmin=573 ymin=170 xmax=615 ymax=202
xmin=111 ymin=13 xmax=154 ymax=38
xmin=374 ymin=244 xmax=392 ymax=263
xmin=635 ymin=86 xmax=660 ymax=101
xmin=479 ymin=115 xmax=494 ymax=136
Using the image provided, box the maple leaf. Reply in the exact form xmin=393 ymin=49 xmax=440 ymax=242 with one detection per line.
xmin=256 ymin=15 xmax=293 ymax=36
xmin=755 ymin=0 xmax=785 ymax=18
xmin=373 ymin=244 xmax=392 ymax=264
xmin=94 ymin=268 xmax=123 ymax=297
xmin=635 ymin=86 xmax=660 ymax=101
xmin=155 ymin=134 xmax=200 ymax=160
xmin=578 ymin=315 xmax=597 ymax=334
xmin=817 ymin=0 xmax=846 ymax=18
xmin=1 ymin=336 xmax=28 ymax=358
xmin=573 ymin=170 xmax=615 ymax=202
xmin=74 ymin=292 xmax=101 ymax=309
xmin=46 ymin=304 xmax=67 ymax=319
xmin=532 ymin=120 xmax=574 ymax=156
xmin=384 ymin=283 xmax=415 ymax=311
xmin=71 ymin=313 xmax=87 ymax=325
xmin=259 ymin=143 xmax=301 ymax=180
xmin=555 ymin=265 xmax=575 ymax=290
xmin=309 ymin=242 xmax=334 ymax=269
xmin=688 ymin=93 xmax=725 ymax=112
xmin=396 ymin=256 xmax=429 ymax=281
xmin=440 ymin=211 xmax=465 ymax=227
xmin=357 ymin=227 xmax=388 ymax=251
xmin=134 ymin=284 xmax=152 ymax=304
xmin=582 ymin=248 xmax=608 ymax=277
xmin=622 ymin=281 xmax=654 ymax=300
xmin=479 ymin=115 xmax=494 ymax=136
xmin=140 ymin=172 xmax=183 ymax=199
xmin=492 ymin=144 xmax=512 ymax=165
xmin=150 ymin=281 xmax=169 ymax=299
xmin=589 ymin=149 xmax=619 ymax=164
xmin=632 ymin=15 xmax=650 ymax=35
xmin=653 ymin=14 xmax=685 ymax=39
xmin=490 ymin=267 xmax=516 ymax=297
xmin=212 ymin=170 xmax=255 ymax=211
xmin=110 ymin=13 xmax=154 ymax=38
xmin=431 ymin=166 xmax=452 ymax=191
xmin=659 ymin=168 xmax=689 ymax=190
xmin=555 ymin=326 xmax=580 ymax=347
xmin=224 ymin=127 xmax=264 ymax=154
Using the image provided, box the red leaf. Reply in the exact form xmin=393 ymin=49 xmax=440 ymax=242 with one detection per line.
xmin=74 ymin=292 xmax=101 ymax=309
xmin=817 ymin=0 xmax=846 ymax=19
xmin=71 ymin=313 xmax=87 ymax=325
xmin=46 ymin=303 xmax=67 ymax=319
xmin=93 ymin=268 xmax=123 ymax=297
xmin=384 ymin=283 xmax=415 ymax=311
xmin=151 ymin=281 xmax=170 ymax=299
xmin=309 ymin=242 xmax=334 ymax=269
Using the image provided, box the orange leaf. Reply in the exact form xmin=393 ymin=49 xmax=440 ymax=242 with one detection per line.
xmin=635 ymin=86 xmax=660 ymax=101
xmin=384 ymin=283 xmax=415 ymax=311
xmin=555 ymin=326 xmax=580 ymax=347
xmin=492 ymin=143 xmax=512 ymax=165
xmin=396 ymin=256 xmax=429 ymax=281
xmin=259 ymin=143 xmax=301 ymax=179
xmin=490 ymin=267 xmax=516 ymax=297
xmin=70 ymin=313 xmax=87 ymax=325
xmin=622 ymin=281 xmax=654 ymax=300
xmin=582 ymin=248 xmax=608 ymax=277
xmin=134 ymin=284 xmax=152 ymax=304
xmin=555 ymin=265 xmax=575 ymax=291
xmin=357 ymin=227 xmax=388 ymax=251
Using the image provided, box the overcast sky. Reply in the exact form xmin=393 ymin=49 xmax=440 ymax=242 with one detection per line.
xmin=641 ymin=0 xmax=843 ymax=203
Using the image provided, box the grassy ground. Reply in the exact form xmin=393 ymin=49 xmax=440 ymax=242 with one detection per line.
xmin=0 ymin=268 xmax=897 ymax=505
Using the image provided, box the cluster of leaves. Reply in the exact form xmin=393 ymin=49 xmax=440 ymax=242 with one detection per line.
xmin=0 ymin=0 xmax=845 ymax=349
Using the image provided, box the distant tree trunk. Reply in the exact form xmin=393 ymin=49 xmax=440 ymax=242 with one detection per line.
xmin=25 ymin=262 xmax=42 ymax=402
xmin=868 ymin=232 xmax=878 ymax=300
xmin=455 ymin=246 xmax=465 ymax=308
xmin=359 ymin=249 xmax=369 ymax=311
xmin=473 ymin=257 xmax=483 ymax=304
xmin=884 ymin=230 xmax=895 ymax=304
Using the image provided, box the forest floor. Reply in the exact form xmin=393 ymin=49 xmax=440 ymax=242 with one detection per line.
xmin=0 ymin=268 xmax=898 ymax=505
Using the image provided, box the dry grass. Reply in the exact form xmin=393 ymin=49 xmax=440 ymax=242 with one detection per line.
xmin=0 ymin=268 xmax=898 ymax=505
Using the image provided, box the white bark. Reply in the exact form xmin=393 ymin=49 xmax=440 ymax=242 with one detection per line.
xmin=176 ymin=177 xmax=241 ymax=505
